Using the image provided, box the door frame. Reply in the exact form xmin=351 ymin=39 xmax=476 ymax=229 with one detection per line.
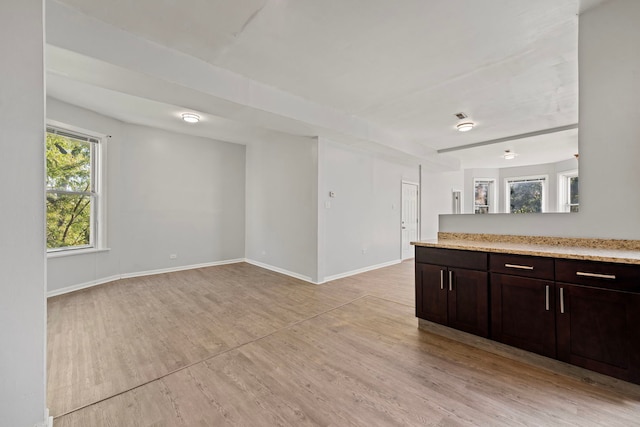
xmin=401 ymin=180 xmax=420 ymax=260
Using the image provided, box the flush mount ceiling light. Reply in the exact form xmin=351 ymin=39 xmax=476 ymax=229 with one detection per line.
xmin=181 ymin=113 xmax=200 ymax=123
xmin=503 ymin=150 xmax=518 ymax=160
xmin=456 ymin=122 xmax=475 ymax=132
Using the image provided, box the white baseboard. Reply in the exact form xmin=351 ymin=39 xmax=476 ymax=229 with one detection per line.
xmin=46 ymin=259 xmax=244 ymax=298
xmin=33 ymin=408 xmax=52 ymax=427
xmin=47 ymin=257 xmax=404 ymax=297
xmin=244 ymin=259 xmax=316 ymax=284
xmin=119 ymin=258 xmax=245 ymax=279
xmin=47 ymin=274 xmax=121 ymax=298
xmin=321 ymin=259 xmax=402 ymax=283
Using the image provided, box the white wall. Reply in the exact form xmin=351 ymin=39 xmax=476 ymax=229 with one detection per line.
xmin=577 ymin=0 xmax=640 ymax=237
xmin=118 ymin=124 xmax=245 ymax=274
xmin=441 ymin=0 xmax=640 ymax=239
xmin=421 ymin=170 xmax=464 ymax=239
xmin=319 ymin=139 xmax=419 ymax=279
xmin=0 ymin=1 xmax=47 ymax=426
xmin=245 ymin=136 xmax=319 ymax=282
xmin=47 ymin=98 xmax=246 ymax=293
xmin=47 ymin=97 xmax=429 ymax=290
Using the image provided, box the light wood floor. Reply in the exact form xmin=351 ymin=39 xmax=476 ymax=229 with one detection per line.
xmin=48 ymin=261 xmax=640 ymax=426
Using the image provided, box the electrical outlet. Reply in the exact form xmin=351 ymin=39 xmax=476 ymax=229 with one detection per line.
xmin=169 ymin=254 xmax=177 ymax=259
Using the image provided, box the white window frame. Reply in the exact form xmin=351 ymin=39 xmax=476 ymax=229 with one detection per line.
xmin=46 ymin=121 xmax=107 ymax=256
xmin=505 ymin=175 xmax=548 ymax=214
xmin=473 ymin=178 xmax=496 ymax=214
xmin=558 ymin=169 xmax=579 ymax=213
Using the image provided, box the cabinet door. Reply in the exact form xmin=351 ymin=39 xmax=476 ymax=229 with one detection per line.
xmin=556 ymin=284 xmax=640 ymax=384
xmin=448 ymin=268 xmax=489 ymax=337
xmin=491 ymin=274 xmax=556 ymax=358
xmin=416 ymin=263 xmax=447 ymax=325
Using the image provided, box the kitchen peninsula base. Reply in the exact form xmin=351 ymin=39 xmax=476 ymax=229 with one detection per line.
xmin=413 ymin=234 xmax=640 ymax=386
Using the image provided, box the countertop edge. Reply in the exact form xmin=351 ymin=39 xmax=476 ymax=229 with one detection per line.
xmin=411 ymin=240 xmax=640 ymax=266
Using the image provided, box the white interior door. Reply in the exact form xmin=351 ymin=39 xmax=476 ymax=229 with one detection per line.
xmin=401 ymin=182 xmax=419 ymax=259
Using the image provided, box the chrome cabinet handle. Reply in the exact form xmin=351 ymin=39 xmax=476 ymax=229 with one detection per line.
xmin=449 ymin=270 xmax=453 ymax=291
xmin=560 ymin=287 xmax=565 ymax=314
xmin=440 ymin=270 xmax=444 ymax=290
xmin=505 ymin=263 xmax=534 ymax=270
xmin=576 ymin=271 xmax=616 ymax=280
xmin=545 ymin=285 xmax=549 ymax=311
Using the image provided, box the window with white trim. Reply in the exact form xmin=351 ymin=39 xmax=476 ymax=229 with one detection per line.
xmin=46 ymin=126 xmax=102 ymax=252
xmin=506 ymin=175 xmax=547 ymax=214
xmin=473 ymin=179 xmax=495 ymax=214
xmin=558 ymin=170 xmax=579 ymax=212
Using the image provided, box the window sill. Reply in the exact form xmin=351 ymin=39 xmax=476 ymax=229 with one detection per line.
xmin=47 ymin=247 xmax=111 ymax=259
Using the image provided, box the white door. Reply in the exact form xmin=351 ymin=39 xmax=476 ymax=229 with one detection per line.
xmin=401 ymin=182 xmax=419 ymax=259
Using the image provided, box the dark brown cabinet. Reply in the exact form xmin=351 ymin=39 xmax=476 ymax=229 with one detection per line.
xmin=415 ymin=263 xmax=447 ymax=324
xmin=490 ymin=253 xmax=556 ymax=358
xmin=491 ymin=273 xmax=556 ymax=358
xmin=555 ymin=260 xmax=640 ymax=384
xmin=415 ymin=247 xmax=488 ymax=337
xmin=448 ymin=268 xmax=489 ymax=336
xmin=415 ymin=246 xmax=640 ymax=385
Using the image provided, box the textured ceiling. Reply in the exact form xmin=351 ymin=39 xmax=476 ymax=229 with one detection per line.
xmin=49 ymin=0 xmax=608 ymax=165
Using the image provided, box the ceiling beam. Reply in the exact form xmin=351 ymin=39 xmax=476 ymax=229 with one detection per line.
xmin=437 ymin=123 xmax=579 ymax=154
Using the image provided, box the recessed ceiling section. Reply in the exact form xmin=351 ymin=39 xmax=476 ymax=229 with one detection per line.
xmin=48 ymin=0 xmax=588 ymax=169
xmin=56 ymin=0 xmax=578 ymax=149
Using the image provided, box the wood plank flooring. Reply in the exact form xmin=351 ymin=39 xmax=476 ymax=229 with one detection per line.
xmin=48 ymin=261 xmax=640 ymax=426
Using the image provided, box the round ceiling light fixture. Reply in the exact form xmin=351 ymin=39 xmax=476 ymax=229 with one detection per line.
xmin=503 ymin=150 xmax=517 ymax=160
xmin=456 ymin=122 xmax=475 ymax=132
xmin=181 ymin=113 xmax=200 ymax=123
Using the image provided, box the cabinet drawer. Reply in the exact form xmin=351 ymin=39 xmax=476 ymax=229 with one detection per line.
xmin=490 ymin=253 xmax=554 ymax=280
xmin=555 ymin=259 xmax=640 ymax=292
xmin=415 ymin=247 xmax=487 ymax=270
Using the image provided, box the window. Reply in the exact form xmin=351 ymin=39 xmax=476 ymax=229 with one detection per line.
xmin=46 ymin=126 xmax=102 ymax=252
xmin=506 ymin=176 xmax=547 ymax=213
xmin=559 ymin=170 xmax=579 ymax=212
xmin=473 ymin=179 xmax=495 ymax=214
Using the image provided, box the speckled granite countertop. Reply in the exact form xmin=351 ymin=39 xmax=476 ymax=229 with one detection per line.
xmin=411 ymin=233 xmax=640 ymax=265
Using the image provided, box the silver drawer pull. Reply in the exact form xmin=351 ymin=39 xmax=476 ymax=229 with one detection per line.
xmin=449 ymin=270 xmax=453 ymax=291
xmin=440 ymin=270 xmax=444 ymax=290
xmin=560 ymin=287 xmax=565 ymax=314
xmin=576 ymin=272 xmax=616 ymax=280
xmin=545 ymin=285 xmax=549 ymax=311
xmin=505 ymin=263 xmax=534 ymax=270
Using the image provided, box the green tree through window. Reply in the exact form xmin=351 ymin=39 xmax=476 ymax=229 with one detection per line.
xmin=508 ymin=178 xmax=544 ymax=213
xmin=569 ymin=176 xmax=579 ymax=212
xmin=46 ymin=129 xmax=97 ymax=250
